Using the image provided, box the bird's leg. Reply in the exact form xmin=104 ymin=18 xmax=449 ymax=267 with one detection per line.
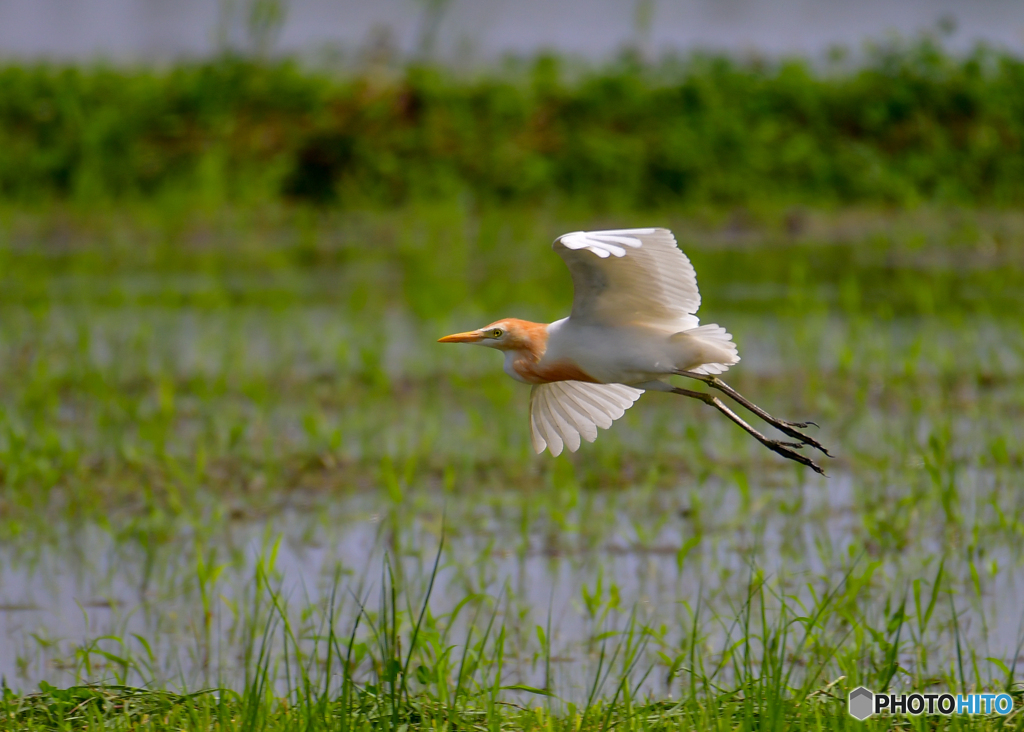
xmin=670 ymin=387 xmax=825 ymax=475
xmin=675 ymin=371 xmax=831 ymax=458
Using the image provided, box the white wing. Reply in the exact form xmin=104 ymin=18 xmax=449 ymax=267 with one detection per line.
xmin=529 ymin=381 xmax=644 ymax=456
xmin=554 ymin=228 xmax=701 ymax=330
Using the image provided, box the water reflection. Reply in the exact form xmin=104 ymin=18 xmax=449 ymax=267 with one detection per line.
xmin=2 ymin=469 xmax=1021 ymax=698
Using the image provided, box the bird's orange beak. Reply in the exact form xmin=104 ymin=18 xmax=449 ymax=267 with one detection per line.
xmin=438 ymin=330 xmax=483 ymax=344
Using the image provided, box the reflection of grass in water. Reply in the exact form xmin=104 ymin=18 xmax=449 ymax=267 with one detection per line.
xmin=0 ymin=203 xmax=1023 ymax=725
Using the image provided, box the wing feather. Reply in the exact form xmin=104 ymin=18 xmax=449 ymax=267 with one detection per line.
xmin=541 ymin=387 xmax=580 ymax=453
xmin=554 ymin=392 xmax=600 ymax=442
xmin=534 ymin=389 xmax=563 ymax=456
xmin=529 ymin=381 xmax=644 ymax=456
xmin=560 ymin=389 xmax=611 ymax=429
xmin=556 ymin=383 xmax=613 ymax=426
xmin=528 ymin=399 xmax=548 ymax=454
xmin=547 ymin=394 xmax=583 ymax=453
xmin=541 ymin=382 xmax=596 ymax=443
xmin=554 ymin=228 xmax=701 ymax=329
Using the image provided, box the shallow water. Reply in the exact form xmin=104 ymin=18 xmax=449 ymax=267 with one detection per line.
xmin=2 ymin=456 xmax=1022 ymax=698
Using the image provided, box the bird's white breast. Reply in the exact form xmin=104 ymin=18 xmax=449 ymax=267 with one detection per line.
xmin=541 ymin=318 xmax=679 ymax=385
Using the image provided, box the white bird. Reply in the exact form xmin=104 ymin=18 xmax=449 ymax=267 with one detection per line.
xmin=439 ymin=228 xmax=829 ymax=473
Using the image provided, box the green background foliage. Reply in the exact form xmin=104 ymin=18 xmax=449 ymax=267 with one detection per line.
xmin=2 ymin=40 xmax=1024 ymax=208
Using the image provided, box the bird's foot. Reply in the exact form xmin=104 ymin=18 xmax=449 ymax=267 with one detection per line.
xmin=676 ymin=371 xmax=833 ymax=458
xmin=775 ymin=423 xmax=832 ymax=457
xmin=765 ymin=440 xmax=826 ymax=475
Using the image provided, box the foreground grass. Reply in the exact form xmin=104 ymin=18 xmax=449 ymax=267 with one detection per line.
xmin=0 ymin=686 xmax=877 ymax=730
xmin=2 ymin=548 xmax=1021 ymax=731
xmin=6 ymin=686 xmax=1013 ymax=730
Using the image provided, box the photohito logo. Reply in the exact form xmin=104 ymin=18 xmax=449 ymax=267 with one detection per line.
xmin=848 ymin=687 xmax=873 ymax=720
xmin=848 ymin=687 xmax=1014 ymax=720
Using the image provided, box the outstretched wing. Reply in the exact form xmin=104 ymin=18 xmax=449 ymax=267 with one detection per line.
xmin=554 ymin=228 xmax=701 ymax=329
xmin=529 ymin=381 xmax=644 ymax=456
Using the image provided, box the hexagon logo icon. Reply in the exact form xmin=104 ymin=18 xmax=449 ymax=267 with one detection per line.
xmin=849 ymin=687 xmax=874 ymax=720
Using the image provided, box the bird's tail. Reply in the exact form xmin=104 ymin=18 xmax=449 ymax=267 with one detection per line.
xmin=670 ymin=324 xmax=740 ymax=375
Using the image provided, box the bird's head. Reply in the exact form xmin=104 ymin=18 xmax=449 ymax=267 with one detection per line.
xmin=438 ymin=319 xmax=546 ymax=354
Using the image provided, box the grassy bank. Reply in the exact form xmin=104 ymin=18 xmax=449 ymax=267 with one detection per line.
xmin=2 ymin=40 xmax=1024 ymax=209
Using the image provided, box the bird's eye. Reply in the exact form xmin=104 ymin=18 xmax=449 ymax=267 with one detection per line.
xmin=492 ymin=329 xmax=503 ymax=338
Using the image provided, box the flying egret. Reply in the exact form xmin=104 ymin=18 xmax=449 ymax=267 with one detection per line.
xmin=439 ymin=228 xmax=830 ymax=473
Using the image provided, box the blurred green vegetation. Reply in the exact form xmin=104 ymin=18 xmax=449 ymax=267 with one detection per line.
xmin=2 ymin=38 xmax=1024 ymax=209
xmin=1 ymin=203 xmax=1021 ymax=531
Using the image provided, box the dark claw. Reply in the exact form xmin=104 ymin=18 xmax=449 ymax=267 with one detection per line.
xmin=767 ymin=441 xmax=826 ymax=475
xmin=783 ymin=420 xmax=818 ymax=429
xmin=774 ymin=423 xmax=832 ymax=457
